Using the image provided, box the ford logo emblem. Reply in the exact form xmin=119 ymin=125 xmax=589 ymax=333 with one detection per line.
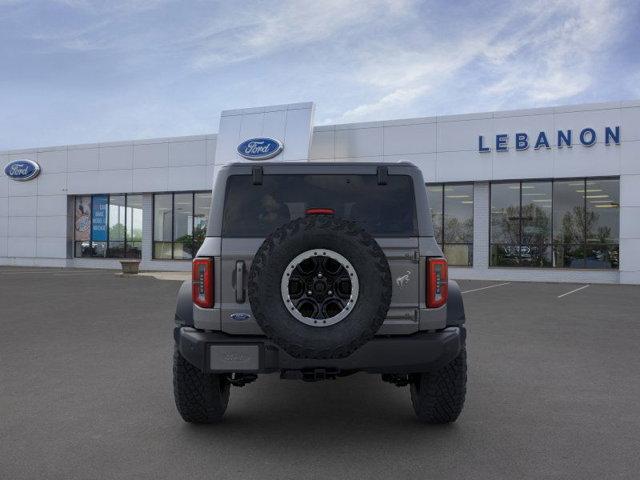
xmin=237 ymin=137 xmax=283 ymax=160
xmin=4 ymin=159 xmax=41 ymax=182
xmin=230 ymin=313 xmax=251 ymax=321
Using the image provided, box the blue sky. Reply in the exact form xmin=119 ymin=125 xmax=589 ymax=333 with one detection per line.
xmin=1 ymin=0 xmax=639 ymax=150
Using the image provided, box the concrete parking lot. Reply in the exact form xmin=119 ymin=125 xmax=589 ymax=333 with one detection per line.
xmin=1 ymin=267 xmax=639 ymax=480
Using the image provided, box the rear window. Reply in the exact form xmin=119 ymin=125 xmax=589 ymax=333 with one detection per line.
xmin=222 ymin=174 xmax=417 ymax=237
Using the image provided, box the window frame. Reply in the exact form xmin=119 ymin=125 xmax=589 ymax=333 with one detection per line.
xmin=152 ymin=191 xmax=211 ymax=260
xmin=426 ymin=182 xmax=474 ymax=267
xmin=73 ymin=193 xmax=143 ymax=259
xmin=489 ymin=176 xmax=620 ymax=269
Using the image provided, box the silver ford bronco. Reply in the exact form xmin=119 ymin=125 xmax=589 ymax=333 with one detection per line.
xmin=173 ymin=162 xmax=467 ymax=423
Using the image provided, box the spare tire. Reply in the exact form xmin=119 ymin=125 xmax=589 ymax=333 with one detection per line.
xmin=248 ymin=214 xmax=392 ymax=359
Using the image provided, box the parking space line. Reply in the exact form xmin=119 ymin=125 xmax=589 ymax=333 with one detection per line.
xmin=557 ymin=284 xmax=590 ymax=298
xmin=461 ymin=282 xmax=511 ymax=294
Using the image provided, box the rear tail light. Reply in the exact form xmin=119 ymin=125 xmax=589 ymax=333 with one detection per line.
xmin=305 ymin=208 xmax=335 ymax=215
xmin=427 ymin=258 xmax=448 ymax=308
xmin=192 ymin=258 xmax=214 ymax=308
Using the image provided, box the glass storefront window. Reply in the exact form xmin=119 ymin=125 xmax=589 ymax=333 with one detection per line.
xmin=520 ymin=181 xmax=552 ymax=267
xmin=427 ymin=183 xmax=473 ymax=266
xmin=73 ymin=193 xmax=143 ymax=259
xmin=126 ymin=195 xmax=143 ymax=258
xmin=490 ymin=182 xmax=520 ymax=267
xmin=586 ymin=179 xmax=619 ymax=243
xmin=74 ymin=196 xmax=92 ymax=257
xmin=153 ymin=194 xmax=172 ymax=259
xmin=553 ymin=180 xmax=585 ymax=245
xmin=427 ymin=185 xmax=443 ymax=244
xmin=108 ymin=195 xmax=126 ymax=258
xmin=553 ymin=180 xmax=586 ymax=268
xmin=444 ymin=184 xmax=474 ymax=266
xmin=152 ymin=192 xmax=211 ymax=259
xmin=194 ymin=192 xmax=212 ymax=254
xmin=585 ymin=178 xmax=619 ymax=269
xmin=173 ymin=193 xmax=193 ymax=260
xmin=491 ymin=178 xmax=619 ymax=269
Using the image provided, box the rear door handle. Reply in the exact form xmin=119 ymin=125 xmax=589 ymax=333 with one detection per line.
xmin=235 ymin=261 xmax=245 ymax=303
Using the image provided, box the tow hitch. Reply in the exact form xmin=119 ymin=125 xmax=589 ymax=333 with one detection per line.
xmin=280 ymin=368 xmax=340 ymax=382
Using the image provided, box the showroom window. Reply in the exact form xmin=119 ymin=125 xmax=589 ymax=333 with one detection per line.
xmin=426 ymin=183 xmax=474 ymax=266
xmin=490 ymin=178 xmax=619 ymax=269
xmin=153 ymin=192 xmax=212 ymax=259
xmin=74 ymin=194 xmax=143 ymax=258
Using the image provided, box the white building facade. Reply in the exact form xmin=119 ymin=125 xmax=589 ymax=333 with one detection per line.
xmin=1 ymin=100 xmax=639 ymax=284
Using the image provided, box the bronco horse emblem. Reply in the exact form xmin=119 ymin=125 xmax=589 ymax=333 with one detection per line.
xmin=396 ymin=270 xmax=411 ymax=288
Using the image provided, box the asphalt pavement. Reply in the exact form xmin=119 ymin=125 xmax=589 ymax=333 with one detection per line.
xmin=1 ymin=267 xmax=639 ymax=479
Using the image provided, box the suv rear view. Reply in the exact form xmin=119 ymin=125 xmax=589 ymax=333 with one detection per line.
xmin=173 ymin=162 xmax=466 ymax=424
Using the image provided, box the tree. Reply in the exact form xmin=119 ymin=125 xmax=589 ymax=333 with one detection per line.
xmin=175 ymin=225 xmax=207 ymax=257
xmin=493 ymin=203 xmax=551 ymax=266
xmin=557 ymin=205 xmax=606 ymax=244
xmin=109 ymin=223 xmax=125 ymax=241
xmin=443 ymin=217 xmax=473 ymax=243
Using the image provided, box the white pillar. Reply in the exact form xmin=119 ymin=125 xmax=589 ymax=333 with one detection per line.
xmin=473 ymin=181 xmax=490 ymax=270
xmin=619 ymin=174 xmax=640 ymax=284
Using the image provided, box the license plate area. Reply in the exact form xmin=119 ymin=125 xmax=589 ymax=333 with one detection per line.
xmin=209 ymin=344 xmax=260 ymax=372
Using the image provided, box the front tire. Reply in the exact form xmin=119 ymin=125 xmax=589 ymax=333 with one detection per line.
xmin=173 ymin=348 xmax=230 ymax=423
xmin=409 ymin=345 xmax=467 ymax=424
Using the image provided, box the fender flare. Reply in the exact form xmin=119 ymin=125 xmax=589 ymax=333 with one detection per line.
xmin=446 ymin=280 xmax=466 ymax=326
xmin=175 ymin=280 xmax=194 ymax=327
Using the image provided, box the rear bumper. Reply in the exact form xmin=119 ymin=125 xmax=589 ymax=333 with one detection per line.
xmin=175 ymin=326 xmax=465 ymax=375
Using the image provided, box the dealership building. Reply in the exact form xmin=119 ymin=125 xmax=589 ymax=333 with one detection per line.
xmin=1 ymin=100 xmax=639 ymax=284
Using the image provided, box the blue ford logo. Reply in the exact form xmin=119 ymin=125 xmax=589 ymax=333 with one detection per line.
xmin=237 ymin=137 xmax=283 ymax=160
xmin=230 ymin=313 xmax=251 ymax=321
xmin=4 ymin=159 xmax=41 ymax=181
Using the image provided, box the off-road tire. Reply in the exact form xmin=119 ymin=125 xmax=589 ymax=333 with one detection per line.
xmin=409 ymin=344 xmax=467 ymax=424
xmin=248 ymin=214 xmax=392 ymax=359
xmin=173 ymin=348 xmax=230 ymax=423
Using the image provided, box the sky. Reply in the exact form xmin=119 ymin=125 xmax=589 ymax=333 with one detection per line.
xmin=1 ymin=0 xmax=639 ymax=150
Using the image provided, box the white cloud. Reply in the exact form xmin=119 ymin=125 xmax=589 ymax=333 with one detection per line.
xmin=629 ymin=70 xmax=640 ymax=98
xmin=52 ymin=0 xmax=170 ymax=13
xmin=190 ymin=0 xmax=413 ymax=69
xmin=0 ymin=0 xmax=634 ymax=149
xmin=481 ymin=0 xmax=621 ymax=105
xmin=335 ymin=0 xmax=625 ymax=122
xmin=337 ymin=36 xmax=493 ymax=121
xmin=339 ymin=85 xmax=429 ymax=121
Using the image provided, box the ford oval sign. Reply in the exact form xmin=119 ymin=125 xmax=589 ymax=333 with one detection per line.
xmin=4 ymin=159 xmax=41 ymax=182
xmin=237 ymin=137 xmax=283 ymax=160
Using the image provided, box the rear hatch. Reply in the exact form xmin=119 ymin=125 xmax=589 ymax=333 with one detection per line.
xmin=218 ymin=170 xmax=423 ymax=335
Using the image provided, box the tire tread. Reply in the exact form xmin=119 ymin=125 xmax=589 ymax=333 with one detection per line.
xmin=173 ymin=349 xmax=230 ymax=423
xmin=410 ymin=346 xmax=467 ymax=424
